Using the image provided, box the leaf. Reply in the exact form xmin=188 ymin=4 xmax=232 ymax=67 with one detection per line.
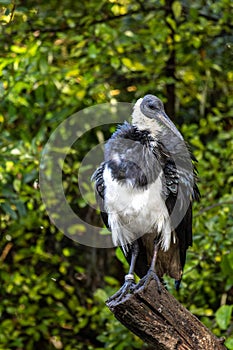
xmin=110 ymin=56 xmax=120 ymax=69
xmin=1 ymin=202 xmax=18 ymax=220
xmin=166 ymin=16 xmax=177 ymax=31
xmin=0 ymin=0 xmax=11 ymax=5
xmin=13 ymin=178 xmax=21 ymax=192
xmin=122 ymin=57 xmax=132 ymax=69
xmin=172 ymin=1 xmax=182 ymax=20
xmin=14 ymin=200 xmax=27 ymax=217
xmin=122 ymin=57 xmax=145 ymax=71
xmin=225 ymin=336 xmax=233 ymax=350
xmin=215 ymin=305 xmax=233 ymax=330
xmin=221 ymin=251 xmax=233 ymax=279
xmin=115 ymin=247 xmax=127 ymax=265
xmin=39 ymin=56 xmax=48 ymax=74
xmin=88 ymin=43 xmax=98 ymax=59
xmin=10 ymin=45 xmax=27 ymax=54
xmin=94 ymin=288 xmax=108 ymax=303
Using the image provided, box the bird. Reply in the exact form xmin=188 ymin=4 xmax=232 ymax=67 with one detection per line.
xmin=92 ymin=94 xmax=200 ymax=299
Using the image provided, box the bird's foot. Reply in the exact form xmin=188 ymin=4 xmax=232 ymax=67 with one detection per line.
xmin=135 ymin=269 xmax=161 ymax=294
xmin=107 ymin=274 xmax=136 ymax=302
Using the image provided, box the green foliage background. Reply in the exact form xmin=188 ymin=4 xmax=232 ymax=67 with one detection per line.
xmin=0 ymin=0 xmax=233 ymax=349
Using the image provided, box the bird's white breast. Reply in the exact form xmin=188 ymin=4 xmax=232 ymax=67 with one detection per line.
xmin=103 ymin=166 xmax=172 ymax=252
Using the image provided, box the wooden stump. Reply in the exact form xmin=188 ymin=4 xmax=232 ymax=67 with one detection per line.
xmin=106 ymin=280 xmax=226 ymax=350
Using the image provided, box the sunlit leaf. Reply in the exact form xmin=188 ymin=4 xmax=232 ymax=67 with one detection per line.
xmin=172 ymin=1 xmax=182 ymax=19
xmin=216 ymin=305 xmax=233 ymax=330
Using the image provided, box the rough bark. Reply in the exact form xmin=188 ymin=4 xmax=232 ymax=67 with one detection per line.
xmin=106 ymin=280 xmax=226 ymax=350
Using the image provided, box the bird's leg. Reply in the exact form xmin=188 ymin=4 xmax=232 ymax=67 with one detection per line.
xmin=135 ymin=238 xmax=161 ymax=293
xmin=107 ymin=241 xmax=139 ymax=302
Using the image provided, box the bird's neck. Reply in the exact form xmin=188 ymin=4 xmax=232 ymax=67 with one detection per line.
xmin=132 ymin=120 xmax=161 ymax=140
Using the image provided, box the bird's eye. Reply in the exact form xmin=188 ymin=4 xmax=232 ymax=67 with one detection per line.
xmin=148 ymin=102 xmax=157 ymax=110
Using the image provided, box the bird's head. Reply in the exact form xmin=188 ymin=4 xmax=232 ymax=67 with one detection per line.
xmin=132 ymin=94 xmax=183 ymax=140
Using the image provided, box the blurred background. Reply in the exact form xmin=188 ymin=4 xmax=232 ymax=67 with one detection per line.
xmin=0 ymin=0 xmax=232 ymax=349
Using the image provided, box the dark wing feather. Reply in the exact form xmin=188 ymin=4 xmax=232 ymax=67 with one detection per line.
xmin=163 ymin=158 xmax=192 ymax=269
xmin=91 ymin=163 xmax=109 ymax=229
xmin=162 ymin=143 xmax=200 ymax=286
xmin=175 ymin=203 xmax=192 ymax=269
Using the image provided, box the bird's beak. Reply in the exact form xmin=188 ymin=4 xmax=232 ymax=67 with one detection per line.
xmin=159 ymin=112 xmax=184 ymax=140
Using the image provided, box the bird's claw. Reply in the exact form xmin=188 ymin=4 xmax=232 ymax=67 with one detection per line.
xmin=134 ymin=269 xmax=161 ymax=293
xmin=107 ymin=275 xmax=136 ymax=302
xmin=107 ymin=270 xmax=161 ymax=303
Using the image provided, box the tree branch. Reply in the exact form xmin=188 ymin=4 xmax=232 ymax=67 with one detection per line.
xmin=106 ymin=280 xmax=226 ymax=350
xmin=195 ymin=201 xmax=233 ymax=217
